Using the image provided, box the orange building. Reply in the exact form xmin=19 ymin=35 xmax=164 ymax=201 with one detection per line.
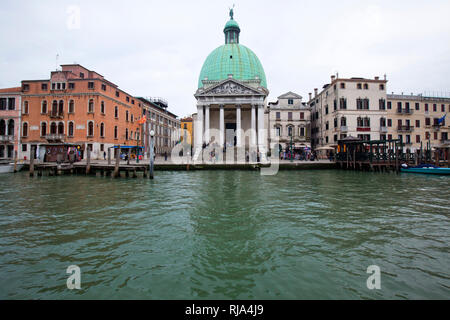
xmin=19 ymin=64 xmax=142 ymax=160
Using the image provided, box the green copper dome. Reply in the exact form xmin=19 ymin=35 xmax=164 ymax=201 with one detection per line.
xmin=198 ymin=44 xmax=267 ymax=89
xmin=198 ymin=10 xmax=267 ymax=89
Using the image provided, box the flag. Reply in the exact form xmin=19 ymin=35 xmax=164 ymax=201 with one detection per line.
xmin=138 ymin=116 xmax=146 ymax=124
xmin=438 ymin=113 xmax=447 ymax=125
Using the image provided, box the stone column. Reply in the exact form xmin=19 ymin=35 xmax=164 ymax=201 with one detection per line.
xmin=257 ymin=104 xmax=265 ymax=152
xmin=196 ymin=104 xmax=203 ymax=148
xmin=236 ymin=105 xmax=241 ymax=147
xmin=204 ymin=105 xmax=210 ymax=144
xmin=251 ymin=105 xmax=256 ymax=147
xmin=219 ymin=105 xmax=225 ymax=148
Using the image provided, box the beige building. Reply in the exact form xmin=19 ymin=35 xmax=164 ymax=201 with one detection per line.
xmin=386 ymin=94 xmax=449 ymax=151
xmin=309 ymin=75 xmax=388 ymax=149
xmin=267 ymin=92 xmax=311 ymax=154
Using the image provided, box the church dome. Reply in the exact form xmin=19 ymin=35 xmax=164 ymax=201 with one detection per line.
xmin=198 ymin=11 xmax=267 ymax=89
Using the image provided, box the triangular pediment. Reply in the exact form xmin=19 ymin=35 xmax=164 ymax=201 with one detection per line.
xmin=197 ymin=79 xmax=265 ymax=97
xmin=278 ymin=91 xmax=302 ymax=100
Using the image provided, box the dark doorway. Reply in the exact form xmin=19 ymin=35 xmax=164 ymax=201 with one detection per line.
xmin=225 ymin=123 xmax=237 ymax=146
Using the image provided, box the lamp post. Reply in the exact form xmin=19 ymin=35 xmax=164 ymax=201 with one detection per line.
xmin=149 ymin=130 xmax=155 ymax=179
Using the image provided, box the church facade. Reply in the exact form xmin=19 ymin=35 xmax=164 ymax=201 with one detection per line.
xmin=193 ymin=10 xmax=270 ymax=162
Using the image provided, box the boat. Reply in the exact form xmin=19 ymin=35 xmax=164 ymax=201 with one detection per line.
xmin=400 ymin=164 xmax=450 ymax=175
xmin=0 ymin=162 xmax=24 ymax=174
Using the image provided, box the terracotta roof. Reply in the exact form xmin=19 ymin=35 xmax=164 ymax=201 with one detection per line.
xmin=0 ymin=87 xmax=21 ymax=93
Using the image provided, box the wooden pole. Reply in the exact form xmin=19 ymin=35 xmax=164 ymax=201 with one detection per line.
xmin=395 ymin=146 xmax=399 ymax=173
xmin=13 ymin=150 xmax=18 ymax=173
xmin=114 ymin=147 xmax=120 ymax=178
xmin=107 ymin=148 xmax=111 ymax=165
xmin=448 ymin=147 xmax=450 ymax=168
xmin=86 ymin=147 xmax=91 ymax=174
xmin=29 ymin=145 xmax=35 ymax=177
xmin=435 ymin=150 xmax=439 ymax=167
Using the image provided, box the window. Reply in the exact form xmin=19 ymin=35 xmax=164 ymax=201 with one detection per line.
xmin=415 ymin=102 xmax=420 ymax=111
xmin=442 ymin=104 xmax=445 ymax=112
xmin=425 ymin=104 xmax=429 ymax=112
xmin=333 ymin=99 xmax=337 ymax=111
xmin=388 ymin=119 xmax=392 ymax=127
xmin=341 ymin=117 xmax=347 ymax=127
xmin=325 ymin=121 xmax=329 ymax=130
xmin=87 ymin=121 xmax=94 ymax=137
xmin=114 ymin=126 xmax=118 ymax=139
xmin=69 ymin=100 xmax=74 ymax=113
xmin=88 ymin=99 xmax=94 ymax=113
xmin=131 ymin=99 xmax=135 ymax=105
xmin=125 ymin=128 xmax=129 ymax=140
xmin=116 ymin=91 xmax=120 ymax=97
xmin=288 ymin=99 xmax=293 ymax=105
xmin=88 ymin=82 xmax=94 ymax=89
xmin=23 ymin=101 xmax=29 ymax=114
xmin=23 ymin=84 xmax=30 ymax=91
xmin=101 ymin=84 xmax=106 ymax=91
xmin=434 ymin=132 xmax=438 ymax=140
xmin=131 ymin=114 xmax=134 ymax=122
xmin=22 ymin=144 xmax=27 ymax=152
xmin=363 ymin=83 xmax=369 ymax=90
xmin=41 ymin=122 xmax=46 ymax=136
xmin=379 ymin=84 xmax=384 ymax=90
xmin=339 ymin=98 xmax=347 ymax=109
xmin=433 ymin=104 xmax=437 ymax=112
xmin=416 ymin=120 xmax=420 ymax=128
xmin=41 ymin=100 xmax=47 ymax=114
xmin=300 ymin=127 xmax=305 ymax=136
xmin=50 ymin=122 xmax=57 ymax=134
xmin=276 ymin=112 xmax=280 ymax=120
xmin=68 ymin=122 xmax=74 ymax=137
xmin=388 ymin=134 xmax=392 ymax=140
xmin=300 ymin=112 xmax=304 ymax=120
xmin=288 ymin=112 xmax=292 ymax=120
xmin=340 ymin=83 xmax=345 ymax=89
xmin=126 ymin=97 xmax=130 ymax=102
xmin=101 ymin=101 xmax=105 ymax=114
xmin=379 ymin=99 xmax=386 ymax=110
xmin=80 ymin=72 xmax=84 ymax=79
xmin=288 ymin=126 xmax=293 ymax=136
xmin=425 ymin=118 xmax=431 ymax=126
xmin=115 ymin=106 xmax=118 ymax=118
xmin=68 ymin=83 xmax=75 ymax=89
xmin=325 ymin=106 xmax=328 ymax=114
xmin=334 ymin=134 xmax=338 ymax=142
xmin=100 ymin=123 xmax=105 ymax=137
xmin=334 ymin=118 xmax=337 ymax=128
xmin=58 ymin=122 xmax=64 ymax=134
xmin=357 ymin=83 xmax=362 ymax=89
xmin=126 ymin=110 xmax=129 ymax=122
xmin=387 ymin=101 xmax=392 ymax=109
xmin=22 ymin=122 xmax=28 ymax=137
xmin=41 ymin=83 xmax=48 ymax=90
xmin=58 ymin=100 xmax=64 ymax=114
xmin=416 ymin=135 xmax=420 ymax=143
xmin=7 ymin=98 xmax=14 ymax=110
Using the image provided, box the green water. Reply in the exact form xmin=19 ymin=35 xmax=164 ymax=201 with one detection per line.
xmin=0 ymin=170 xmax=449 ymax=299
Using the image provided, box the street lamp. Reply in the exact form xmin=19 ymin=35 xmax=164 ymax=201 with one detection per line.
xmin=149 ymin=130 xmax=155 ymax=179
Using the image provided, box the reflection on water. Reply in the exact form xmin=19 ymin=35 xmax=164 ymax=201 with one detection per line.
xmin=0 ymin=170 xmax=449 ymax=299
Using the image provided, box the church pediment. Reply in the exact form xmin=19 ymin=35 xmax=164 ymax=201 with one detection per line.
xmin=197 ymin=79 xmax=265 ymax=97
xmin=278 ymin=91 xmax=302 ymax=100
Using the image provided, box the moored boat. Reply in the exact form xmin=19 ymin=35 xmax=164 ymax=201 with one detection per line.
xmin=401 ymin=164 xmax=450 ymax=175
xmin=0 ymin=163 xmax=24 ymax=174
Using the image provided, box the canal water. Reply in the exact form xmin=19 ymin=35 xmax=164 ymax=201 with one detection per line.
xmin=0 ymin=170 xmax=449 ymax=299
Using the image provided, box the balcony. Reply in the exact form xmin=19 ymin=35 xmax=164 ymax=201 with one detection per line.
xmin=45 ymin=134 xmax=66 ymax=142
xmin=0 ymin=135 xmax=14 ymax=142
xmin=380 ymin=126 xmax=388 ymax=133
xmin=48 ymin=111 xmax=64 ymax=119
xmin=396 ymin=108 xmax=414 ymax=115
xmin=340 ymin=125 xmax=348 ymax=132
xmin=432 ymin=124 xmax=441 ymax=131
xmin=357 ymin=126 xmax=371 ymax=132
xmin=397 ymin=125 xmax=414 ymax=132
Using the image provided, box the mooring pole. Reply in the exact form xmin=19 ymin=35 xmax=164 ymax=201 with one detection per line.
xmin=114 ymin=146 xmax=120 ymax=178
xmin=13 ymin=150 xmax=18 ymax=173
xmin=107 ymin=148 xmax=111 ymax=165
xmin=149 ymin=130 xmax=155 ymax=179
xmin=86 ymin=147 xmax=91 ymax=174
xmin=29 ymin=145 xmax=35 ymax=177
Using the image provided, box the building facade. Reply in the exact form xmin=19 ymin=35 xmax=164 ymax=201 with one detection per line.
xmin=139 ymin=97 xmax=180 ymax=156
xmin=0 ymin=87 xmax=22 ymax=159
xmin=386 ymin=94 xmax=450 ymax=150
xmin=309 ymin=75 xmax=388 ymax=149
xmin=193 ymin=9 xmax=269 ymax=162
xmin=267 ymin=91 xmax=311 ymax=154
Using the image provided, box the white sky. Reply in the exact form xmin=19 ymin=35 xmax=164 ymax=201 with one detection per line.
xmin=1 ymin=0 xmax=449 ymax=118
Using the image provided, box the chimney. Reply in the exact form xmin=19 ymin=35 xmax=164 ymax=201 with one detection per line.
xmin=374 ymin=76 xmax=379 ymax=80
xmin=331 ymin=75 xmax=336 ymax=82
xmin=309 ymin=92 xmax=312 ymax=101
xmin=314 ymin=88 xmax=318 ymax=97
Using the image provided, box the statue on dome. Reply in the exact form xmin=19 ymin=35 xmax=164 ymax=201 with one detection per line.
xmin=229 ymin=4 xmax=235 ymax=19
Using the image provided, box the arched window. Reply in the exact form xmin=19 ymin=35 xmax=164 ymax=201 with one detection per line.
xmin=52 ymin=100 xmax=58 ymax=115
xmin=288 ymin=126 xmax=293 ymax=137
xmin=126 ymin=110 xmax=129 ymax=121
xmin=69 ymin=100 xmax=74 ymax=113
xmin=101 ymin=101 xmax=105 ymax=114
xmin=380 ymin=117 xmax=386 ymax=127
xmin=114 ymin=106 xmax=118 ymax=118
xmin=68 ymin=122 xmax=74 ymax=137
xmin=7 ymin=119 xmax=14 ymax=136
xmin=50 ymin=122 xmax=57 ymax=134
xmin=0 ymin=119 xmax=5 ymax=135
xmin=58 ymin=122 xmax=64 ymax=134
xmin=58 ymin=100 xmax=64 ymax=114
xmin=23 ymin=101 xmax=29 ymax=114
xmin=42 ymin=100 xmax=47 ymax=114
xmin=88 ymin=121 xmax=94 ymax=136
xmin=100 ymin=123 xmax=105 ymax=137
xmin=22 ymin=122 xmax=28 ymax=137
xmin=41 ymin=122 xmax=47 ymax=136
xmin=125 ymin=128 xmax=129 ymax=140
xmin=88 ymin=99 xmax=94 ymax=113
xmin=114 ymin=126 xmax=118 ymax=139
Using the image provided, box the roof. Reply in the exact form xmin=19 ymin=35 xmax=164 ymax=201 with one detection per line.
xmin=0 ymin=87 xmax=21 ymax=93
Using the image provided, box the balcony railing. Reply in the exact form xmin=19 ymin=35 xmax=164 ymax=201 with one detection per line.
xmin=0 ymin=135 xmax=14 ymax=142
xmin=432 ymin=124 xmax=441 ymax=131
xmin=357 ymin=126 xmax=371 ymax=132
xmin=396 ymin=108 xmax=414 ymax=114
xmin=380 ymin=126 xmax=388 ymax=133
xmin=397 ymin=125 xmax=414 ymax=132
xmin=340 ymin=126 xmax=348 ymax=132
xmin=49 ymin=111 xmax=64 ymax=119
xmin=45 ymin=134 xmax=66 ymax=142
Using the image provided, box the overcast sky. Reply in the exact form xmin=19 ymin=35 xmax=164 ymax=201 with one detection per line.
xmin=1 ymin=0 xmax=450 ymax=117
